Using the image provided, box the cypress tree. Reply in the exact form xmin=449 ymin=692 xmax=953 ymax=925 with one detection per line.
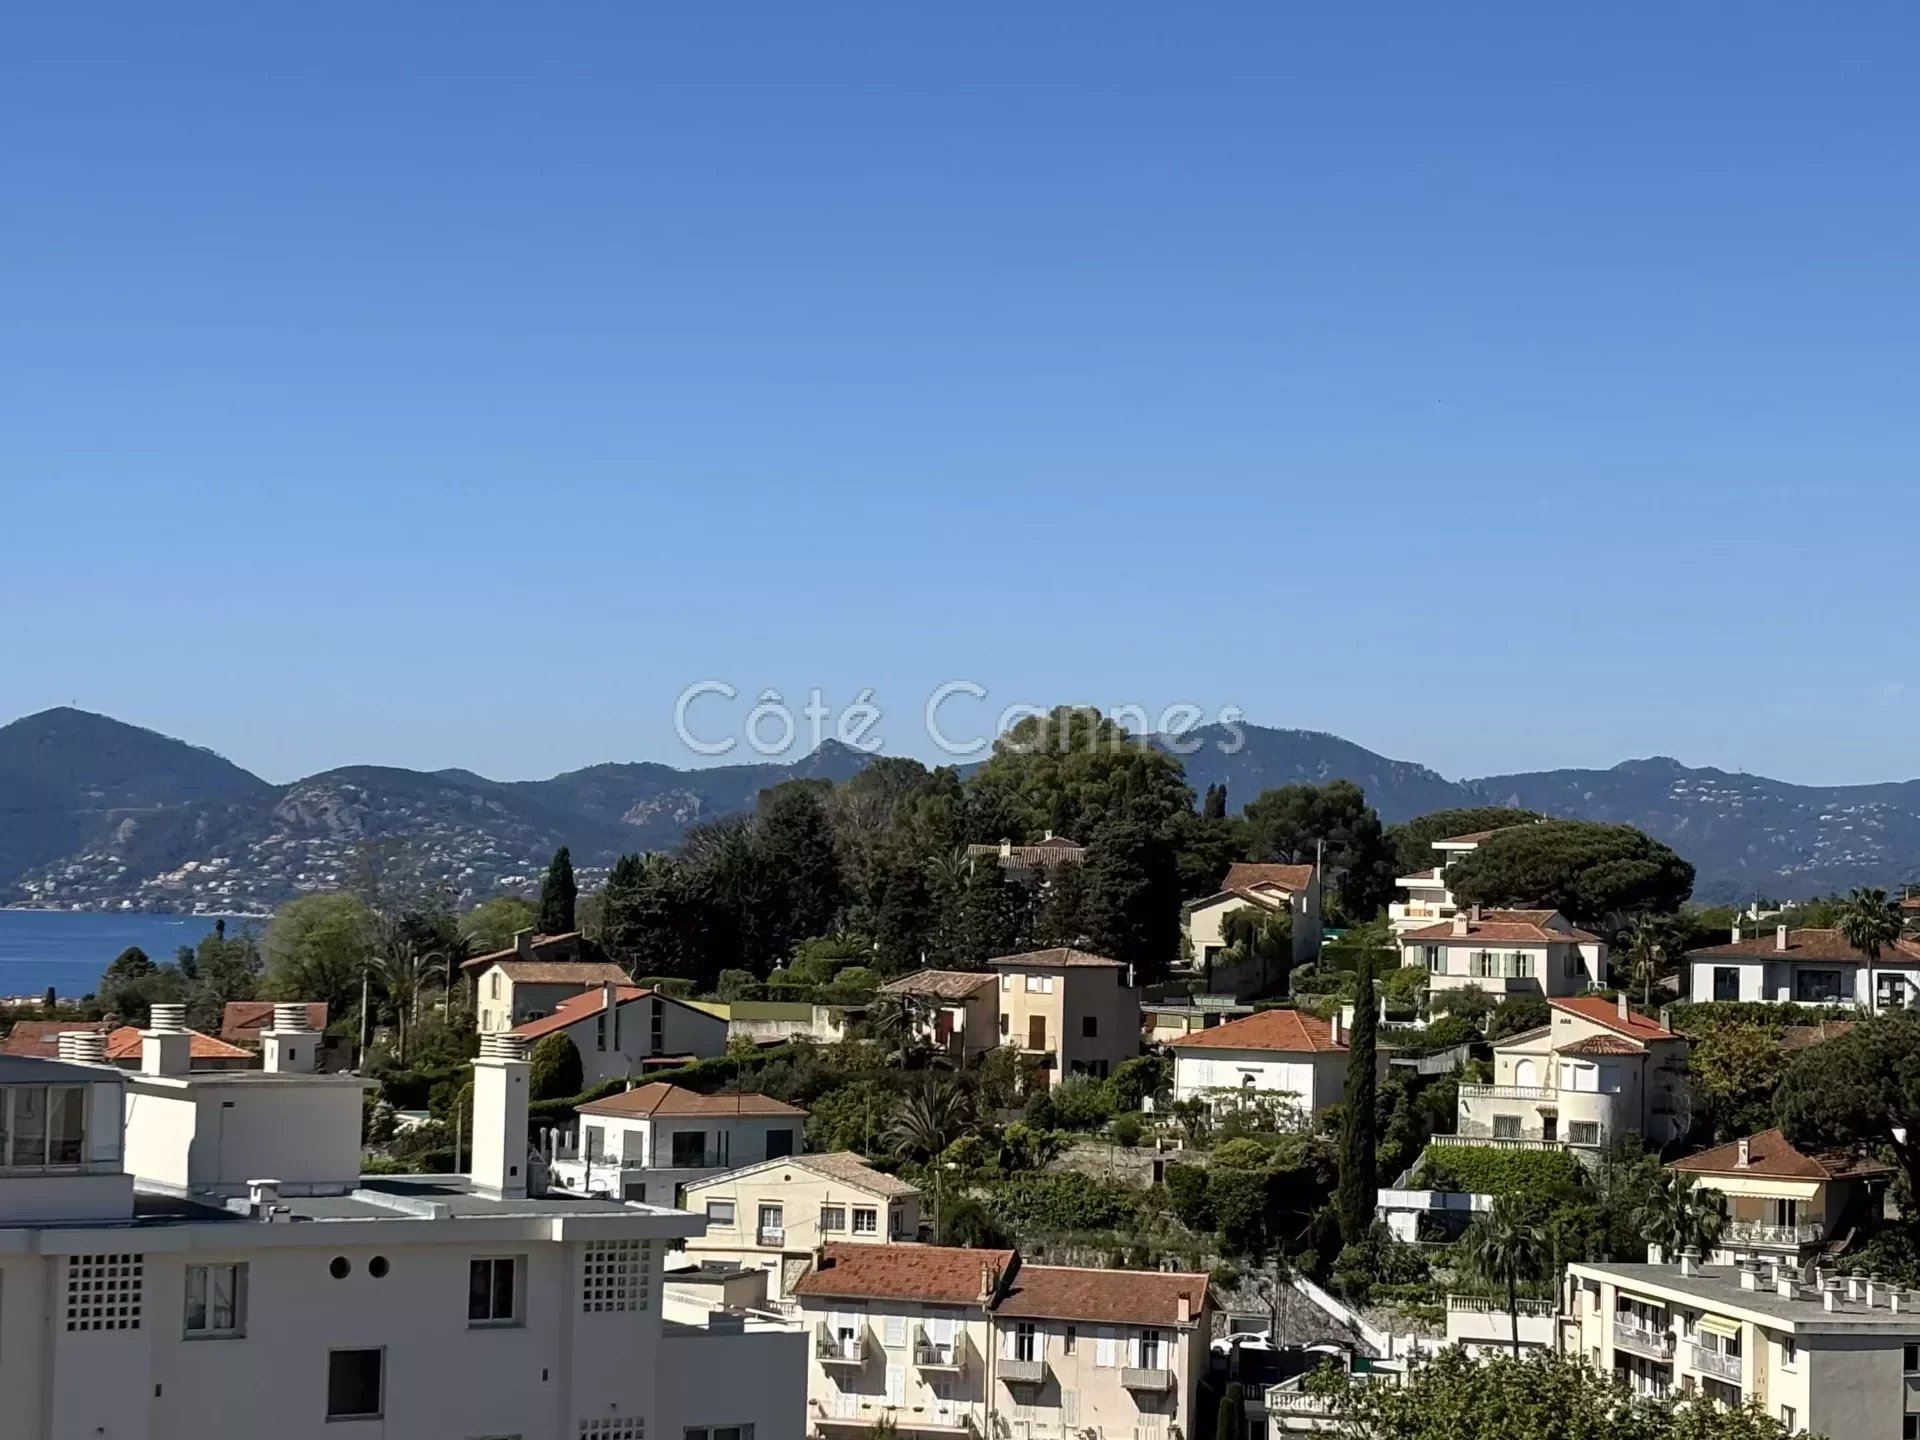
xmin=538 ymin=845 xmax=578 ymax=935
xmin=1215 ymin=1382 xmax=1247 ymax=1440
xmin=1203 ymin=782 xmax=1228 ymax=821
xmin=1337 ymin=943 xmax=1379 ymax=1243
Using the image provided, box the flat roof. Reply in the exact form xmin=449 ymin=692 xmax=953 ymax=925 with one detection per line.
xmin=1572 ymin=1261 xmax=1920 ymax=1332
xmin=0 ymin=1055 xmax=125 ymax=1085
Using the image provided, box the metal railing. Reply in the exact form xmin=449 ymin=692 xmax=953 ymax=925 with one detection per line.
xmin=815 ymin=1323 xmax=865 ymax=1364
xmin=1722 ymin=1219 xmax=1822 ymax=1246
xmin=1459 ymin=1083 xmax=1557 ymax=1102
xmin=1689 ymin=1343 xmax=1741 ymax=1383
xmin=999 ymin=1355 xmax=1046 ymax=1384
xmin=914 ymin=1329 xmax=965 ymax=1370
xmin=1613 ymin=1318 xmax=1675 ymax=1361
xmin=1448 ymin=1295 xmax=1555 ymax=1317
xmin=758 ymin=1227 xmax=786 ymax=1247
xmin=1432 ymin=1135 xmax=1577 ymax=1153
xmin=1120 ymin=1366 xmax=1175 ymax=1392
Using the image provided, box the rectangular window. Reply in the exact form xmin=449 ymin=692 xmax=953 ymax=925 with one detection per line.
xmin=758 ymin=1204 xmax=783 ymax=1243
xmin=1493 ymin=1115 xmax=1522 ymax=1139
xmin=585 ymin=1125 xmax=606 ymax=1162
xmin=851 ymin=1207 xmax=878 ymax=1235
xmin=705 ymin=1200 xmax=736 ymax=1227
xmin=1081 ymin=1016 xmax=1098 ymax=1038
xmin=1001 ymin=974 xmax=1011 ymax=991
xmin=1905 ymin=1343 xmax=1919 ymax=1373
xmin=327 ymin=1348 xmax=384 ymax=1420
xmin=469 ymin=1257 xmax=520 ymax=1326
xmin=1569 ymin=1122 xmax=1599 ymax=1145
xmin=1096 ymin=1328 xmax=1117 ymax=1366
xmin=890 ymin=1208 xmax=905 ymax=1237
xmin=686 ymin=1429 xmax=754 ymax=1440
xmin=672 ymin=1131 xmax=708 ymax=1167
xmin=596 ymin=1013 xmax=609 ymax=1052
xmin=1424 ymin=945 xmax=1441 ymax=971
xmin=1063 ymin=1324 xmax=1077 ymax=1354
xmin=821 ymin=1206 xmax=847 ymax=1233
xmin=1138 ymin=1328 xmax=1165 ymax=1368
xmin=651 ymin=998 xmax=666 ymax=1056
xmin=1905 ymin=1418 xmax=1917 ymax=1440
xmin=490 ymin=973 xmax=502 ymax=1000
xmin=1014 ymin=1321 xmax=1038 ymax=1361
xmin=1026 ymin=974 xmax=1044 ymax=992
xmin=1779 ymin=1337 xmax=1796 ymax=1369
xmin=184 ymin=1262 xmax=245 ymax=1338
xmin=999 ymin=1014 xmax=1010 ymax=1037
xmin=766 ymin=1129 xmax=795 ymax=1160
xmin=883 ymin=1314 xmax=907 ymax=1348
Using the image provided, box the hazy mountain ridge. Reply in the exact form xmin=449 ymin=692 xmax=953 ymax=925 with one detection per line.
xmin=2 ymin=708 xmax=1914 ymax=911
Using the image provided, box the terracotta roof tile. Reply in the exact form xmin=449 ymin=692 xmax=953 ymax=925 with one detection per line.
xmin=1222 ymin=863 xmax=1315 ymax=894
xmin=1550 ymin=995 xmax=1676 ymax=1040
xmin=1169 ymin=1008 xmax=1344 ymax=1053
xmin=878 ymin=970 xmax=998 ymax=1001
xmin=1558 ymin=1034 xmax=1643 ymax=1056
xmin=791 ymin=1152 xmax=923 ymax=1198
xmin=459 ymin=931 xmax=588 ymax=973
xmin=105 ymin=1025 xmax=250 ymax=1061
xmin=492 ymin=961 xmax=631 ymax=986
xmin=996 ymin=1264 xmax=1211 ymax=1327
xmin=1672 ymin=1128 xmax=1892 ymax=1182
xmin=1685 ymin=928 xmax=1920 ymax=964
xmin=988 ymin=947 xmax=1124 ymax=970
xmin=221 ymin=1001 xmax=328 ymax=1041
xmin=791 ymin=1244 xmax=1014 ymax=1306
xmin=3 ymin=1021 xmax=249 ymax=1062
xmin=509 ymin=983 xmax=725 ymax=1043
xmin=966 ymin=840 xmax=1087 ymax=869
xmin=1403 ymin=914 xmax=1600 ymax=945
xmin=576 ymin=1082 xmax=804 ymax=1120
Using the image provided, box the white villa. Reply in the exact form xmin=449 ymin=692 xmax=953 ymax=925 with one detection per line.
xmin=1670 ymin=1129 xmax=1892 ymax=1266
xmin=1389 ymin=826 xmax=1526 ymax=935
xmin=550 ymin=1081 xmax=807 ymax=1205
xmin=1402 ymin=906 xmax=1606 ymax=1002
xmin=0 ymin=1001 xmax=802 ymax=1440
xmin=1167 ymin=1006 xmax=1357 ymax=1118
xmin=1686 ymin=925 xmax=1920 ymax=1010
xmin=511 ymin=981 xmax=730 ymax=1087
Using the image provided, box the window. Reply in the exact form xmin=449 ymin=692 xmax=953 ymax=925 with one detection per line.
xmin=469 ymin=1257 xmax=520 ymax=1326
xmin=1905 ymin=1343 xmax=1919 ymax=1373
xmin=1712 ymin=967 xmax=1740 ymax=1002
xmin=1493 ymin=1115 xmax=1522 ymax=1139
xmin=585 ymin=1126 xmax=606 ymax=1162
xmin=1026 ymin=974 xmax=1044 ymax=992
xmin=327 ymin=1348 xmax=384 ymax=1420
xmin=490 ymin=973 xmax=502 ymax=1001
xmin=1423 ymin=945 xmax=1442 ymax=972
xmin=685 ymin=1429 xmax=754 ymax=1440
xmin=821 ymin=1205 xmax=847 ymax=1233
xmin=184 ymin=1262 xmax=244 ymax=1338
xmin=1138 ymin=1328 xmax=1165 ymax=1369
xmin=1780 ymin=1337 xmax=1796 ymax=1369
xmin=889 ymin=1208 xmax=905 ymax=1237
xmin=705 ymin=1201 xmax=735 ymax=1227
xmin=852 ymin=1208 xmax=878 ymax=1235
xmin=999 ymin=1014 xmax=1010 ymax=1037
xmin=1081 ymin=1016 xmax=1098 ymax=1038
xmin=1063 ymin=1324 xmax=1077 ymax=1354
xmin=1001 ymin=973 xmax=1012 ymax=991
xmin=1569 ymin=1122 xmax=1599 ymax=1145
xmin=1905 ymin=1418 xmax=1917 ymax=1440
xmin=651 ymin=998 xmax=666 ymax=1056
xmin=2 ymin=1084 xmax=88 ymax=1170
xmin=1778 ymin=1405 xmax=1795 ymax=1433
xmin=884 ymin=1314 xmax=908 ymax=1348
xmin=1562 ymin=950 xmax=1581 ymax=979
xmin=757 ymin=1204 xmax=784 ymax=1242
xmin=766 ymin=1129 xmax=795 ymax=1160
xmin=596 ymin=1012 xmax=609 ymax=1052
xmin=1014 ymin=1321 xmax=1038 ymax=1361
xmin=672 ymin=1131 xmax=708 ymax=1167
xmin=1795 ymin=969 xmax=1846 ymax=1003
xmin=581 ymin=1422 xmax=643 ymax=1440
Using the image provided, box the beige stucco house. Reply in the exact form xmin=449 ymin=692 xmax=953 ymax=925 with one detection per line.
xmin=1168 ymin=1006 xmax=1361 ymax=1119
xmin=1671 ymin=1129 xmax=1891 ymax=1264
xmin=464 ymin=928 xmax=630 ymax=1034
xmin=679 ymin=1152 xmax=923 ymax=1303
xmin=1456 ymin=994 xmax=1689 ymax=1149
xmin=790 ymin=1243 xmax=1212 ymax=1440
xmin=1402 ymin=906 xmax=1606 ymax=1002
xmin=1184 ymin=862 xmax=1322 ymax=999
xmin=874 ymin=970 xmax=1002 ymax=1061
xmin=509 ymin=981 xmax=728 ymax=1087
xmin=989 ymin=948 xmax=1139 ymax=1089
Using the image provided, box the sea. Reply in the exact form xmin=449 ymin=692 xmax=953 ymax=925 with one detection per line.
xmin=0 ymin=910 xmax=269 ymax=1001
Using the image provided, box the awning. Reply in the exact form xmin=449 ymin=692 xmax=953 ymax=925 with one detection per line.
xmin=1696 ymin=1315 xmax=1742 ymax=1340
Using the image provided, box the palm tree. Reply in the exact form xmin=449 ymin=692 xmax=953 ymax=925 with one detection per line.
xmin=367 ymin=920 xmax=435 ymax=1064
xmin=867 ymin=992 xmax=934 ymax=1068
xmin=884 ymin=1080 xmax=973 ymax=1238
xmin=1839 ymin=887 xmax=1904 ymax=1009
xmin=1631 ymin=1169 xmax=1725 ymax=1259
xmin=1614 ymin=914 xmax=1670 ymax=1007
xmin=1460 ymin=1196 xmax=1549 ymax=1358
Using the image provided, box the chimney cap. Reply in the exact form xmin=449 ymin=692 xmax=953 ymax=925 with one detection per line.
xmin=147 ymin=1003 xmax=187 ymax=1034
xmin=479 ymin=1034 xmax=530 ymax=1062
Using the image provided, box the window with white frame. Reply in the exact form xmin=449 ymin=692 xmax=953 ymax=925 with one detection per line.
xmin=469 ymin=1257 xmax=521 ymax=1326
xmin=757 ymin=1204 xmax=783 ymax=1242
xmin=883 ymin=1314 xmax=908 ymax=1348
xmin=851 ymin=1207 xmax=878 ymax=1235
xmin=66 ymin=1253 xmax=143 ymax=1331
xmin=1779 ymin=1336 xmax=1796 ymax=1369
xmin=1137 ymin=1328 xmax=1166 ymax=1369
xmin=820 ymin=1205 xmax=847 ymax=1232
xmin=490 ymin=973 xmax=502 ymax=1000
xmin=184 ymin=1262 xmax=245 ymax=1338
xmin=2 ymin=1084 xmax=88 ymax=1170
xmin=1013 ymin=1320 xmax=1038 ymax=1361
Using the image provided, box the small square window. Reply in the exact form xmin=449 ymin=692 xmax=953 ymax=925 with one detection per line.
xmin=821 ymin=1206 xmax=847 ymax=1232
xmin=469 ymin=1257 xmax=521 ymax=1326
xmin=1081 ymin=1016 xmax=1098 ymax=1038
xmin=184 ymin=1262 xmax=245 ymax=1338
xmin=327 ymin=1348 xmax=384 ymax=1420
xmin=705 ymin=1201 xmax=736 ymax=1227
xmin=851 ymin=1208 xmax=878 ymax=1235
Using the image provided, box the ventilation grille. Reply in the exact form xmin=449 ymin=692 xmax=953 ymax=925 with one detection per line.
xmin=580 ymin=1419 xmax=643 ymax=1439
xmin=581 ymin=1239 xmax=650 ymax=1313
xmin=66 ymin=1253 xmax=144 ymax=1331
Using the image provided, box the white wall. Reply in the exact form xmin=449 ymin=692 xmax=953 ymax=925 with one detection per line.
xmin=124 ymin=1078 xmax=371 ymax=1197
xmin=566 ymin=996 xmax=730 ymax=1087
xmin=659 ymin=1321 xmax=806 ymax=1440
xmin=1171 ymin=1048 xmax=1346 ymax=1115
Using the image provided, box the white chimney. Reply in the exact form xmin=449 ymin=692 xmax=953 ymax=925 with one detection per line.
xmin=1739 ymin=1267 xmax=1758 ymax=1291
xmin=1679 ymin=1249 xmax=1699 ymax=1277
xmin=247 ymin=1178 xmax=282 ymax=1221
xmin=471 ymin=1034 xmax=532 ymax=1200
xmin=1647 ymin=1243 xmax=1665 ymax=1265
xmin=1043 ymin=830 xmax=1054 ymax=842
xmin=603 ymin=981 xmax=620 ymax=1054
xmin=1451 ymin=914 xmax=1469 ymax=936
xmin=999 ymin=838 xmax=1013 ymax=860
xmin=1777 ymin=1275 xmax=1796 ymax=1300
xmin=262 ymin=1002 xmax=317 ymax=1075
xmin=1737 ymin=1137 xmax=1751 ymax=1168
xmin=1893 ymin=1291 xmax=1906 ymax=1314
xmin=1176 ymin=1292 xmax=1192 ymax=1324
xmin=1617 ymin=992 xmax=1629 ymax=1022
xmin=1777 ymin=925 xmax=1789 ymax=952
xmin=1330 ymin=1010 xmax=1345 ymax=1046
xmin=1470 ymin=904 xmax=1483 ymax=923
xmin=1847 ymin=1276 xmax=1863 ymax=1301
xmin=1824 ymin=1288 xmax=1837 ymax=1313
xmin=58 ymin=1029 xmax=107 ymax=1064
xmin=1731 ymin=924 xmax=1742 ymax=944
xmin=1867 ymin=1278 xmax=1880 ymax=1307
xmin=143 ymin=1003 xmax=191 ymax=1077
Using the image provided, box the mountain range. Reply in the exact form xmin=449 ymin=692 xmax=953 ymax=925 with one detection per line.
xmin=2 ymin=707 xmax=1916 ymax=913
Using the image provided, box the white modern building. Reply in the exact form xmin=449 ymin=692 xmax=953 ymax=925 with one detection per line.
xmin=1388 ymin=825 xmax=1532 ymax=935
xmin=1686 ymin=925 xmax=1920 ymax=1010
xmin=1564 ymin=1251 xmax=1920 ymax=1436
xmin=1402 ymin=907 xmax=1607 ymax=1002
xmin=512 ymin=982 xmax=730 ymax=1087
xmin=1167 ymin=1007 xmax=1358 ymax=1119
xmin=0 ymin=1000 xmax=802 ymax=1440
xmin=551 ymin=1081 xmax=807 ymax=1205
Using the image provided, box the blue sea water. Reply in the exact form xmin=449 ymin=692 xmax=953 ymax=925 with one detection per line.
xmin=0 ymin=910 xmax=266 ymax=1000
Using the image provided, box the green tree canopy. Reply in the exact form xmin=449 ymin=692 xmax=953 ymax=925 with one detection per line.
xmin=460 ymin=895 xmax=537 ymax=954
xmin=1337 ymin=943 xmax=1380 ymax=1242
xmin=1776 ymin=1008 xmax=1920 ymax=1209
xmin=1836 ymin=886 xmax=1903 ymax=961
xmin=963 ymin=706 xmax=1194 ymax=842
xmin=1241 ymin=780 xmax=1395 ymax=921
xmin=1385 ymin=806 xmax=1545 ymax=878
xmin=538 ymin=845 xmax=578 ymax=935
xmin=528 ymin=1031 xmax=584 ymax=1101
xmin=1444 ymin=820 xmax=1694 ymax=925
xmin=262 ymin=892 xmax=376 ymax=1017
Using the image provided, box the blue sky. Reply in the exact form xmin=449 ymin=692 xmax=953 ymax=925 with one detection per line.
xmin=3 ymin=4 xmax=1916 ymax=787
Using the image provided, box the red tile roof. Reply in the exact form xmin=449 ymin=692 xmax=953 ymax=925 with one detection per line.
xmin=1169 ymin=1008 xmax=1343 ymax=1053
xmin=576 ymin=1082 xmax=804 ymax=1120
xmin=1434 ymin=829 xmax=1506 ymax=846
xmin=996 ymin=1264 xmax=1211 ymax=1327
xmin=106 ymin=1025 xmax=249 ymax=1061
xmin=1403 ymin=911 xmax=1599 ymax=945
xmin=1557 ymin=1034 xmax=1644 ymax=1056
xmin=509 ymin=983 xmax=658 ymax=1041
xmin=1684 ymin=928 xmax=1920 ymax=964
xmin=988 ymin=948 xmax=1124 ymax=970
xmin=1672 ymin=1128 xmax=1891 ymax=1182
xmin=221 ymin=1001 xmax=328 ymax=1041
xmin=459 ymin=931 xmax=590 ymax=973
xmin=492 ymin=961 xmax=631 ymax=986
xmin=878 ymin=970 xmax=998 ymax=1001
xmin=1222 ymin=863 xmax=1315 ymax=894
xmin=3 ymin=1020 xmax=248 ymax=1062
xmin=1550 ymin=995 xmax=1676 ymax=1041
xmin=790 ymin=1244 xmax=1014 ymax=1306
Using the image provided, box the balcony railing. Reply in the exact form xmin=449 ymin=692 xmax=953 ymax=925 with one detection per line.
xmin=1689 ymin=1344 xmax=1741 ymax=1383
xmin=1448 ymin=1295 xmax=1556 ymax=1317
xmin=1120 ymin=1365 xmax=1175 ymax=1392
xmin=999 ymin=1355 xmax=1046 ymax=1384
xmin=1613 ymin=1318 xmax=1675 ymax=1362
xmin=914 ymin=1330 xmax=965 ymax=1372
xmin=1459 ymin=1083 xmax=1557 ymax=1103
xmin=758 ymin=1227 xmax=786 ymax=1247
xmin=1260 ymin=1392 xmax=1339 ymax=1418
xmin=1722 ymin=1219 xmax=1822 ymax=1247
xmin=815 ymin=1324 xmax=866 ymax=1365
xmin=1432 ymin=1135 xmax=1577 ymax=1153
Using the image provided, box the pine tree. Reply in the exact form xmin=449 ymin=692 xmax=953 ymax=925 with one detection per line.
xmin=539 ymin=845 xmax=578 ymax=935
xmin=1337 ymin=943 xmax=1379 ymax=1242
xmin=1203 ymin=782 xmax=1228 ymax=821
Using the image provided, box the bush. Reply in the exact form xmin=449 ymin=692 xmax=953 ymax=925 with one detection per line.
xmin=1110 ymin=1054 xmax=1171 ymax=1111
xmin=634 ymin=976 xmax=695 ymax=997
xmin=987 ymin=1172 xmax=1143 ymax=1235
xmin=1420 ymin=1015 xmax=1480 ymax=1051
xmin=528 ymin=1032 xmax=584 ymax=1102
xmin=1050 ymin=1076 xmax=1118 ymax=1131
xmin=715 ymin=969 xmax=761 ymax=1002
xmin=1110 ymin=1113 xmax=1144 ymax=1148
xmin=1665 ymin=1001 xmax=1836 ymax=1035
xmin=1431 ymin=984 xmax=1494 ymax=1022
xmin=1417 ymin=1143 xmax=1583 ymax=1197
xmin=1486 ymin=994 xmax=1551 ymax=1041
xmin=1165 ymin=1163 xmax=1214 ymax=1230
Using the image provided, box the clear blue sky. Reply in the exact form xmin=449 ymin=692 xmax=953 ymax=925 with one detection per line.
xmin=4 ymin=4 xmax=1916 ymax=787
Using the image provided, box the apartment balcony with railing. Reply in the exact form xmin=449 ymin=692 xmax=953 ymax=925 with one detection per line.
xmin=815 ymin=1323 xmax=867 ymax=1366
xmin=1721 ymin=1218 xmax=1822 ymax=1248
xmin=914 ymin=1328 xmax=967 ymax=1374
xmin=1688 ymin=1343 xmax=1741 ymax=1384
xmin=998 ymin=1354 xmax=1047 ymax=1385
xmin=1120 ymin=1364 xmax=1175 ymax=1392
xmin=1612 ymin=1317 xmax=1676 ymax=1363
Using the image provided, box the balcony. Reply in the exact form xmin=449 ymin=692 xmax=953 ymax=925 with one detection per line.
xmin=1430 ymin=1135 xmax=1577 ymax=1154
xmin=1689 ymin=1344 xmax=1741 ymax=1383
xmin=758 ymin=1227 xmax=787 ymax=1248
xmin=1722 ymin=1218 xmax=1822 ymax=1248
xmin=999 ymin=1355 xmax=1047 ymax=1385
xmin=914 ymin=1330 xmax=966 ymax=1374
xmin=1612 ymin=1318 xmax=1675 ymax=1362
xmin=1120 ymin=1366 xmax=1175 ymax=1392
xmin=815 ymin=1323 xmax=866 ymax=1366
xmin=1459 ymin=1083 xmax=1557 ymax=1103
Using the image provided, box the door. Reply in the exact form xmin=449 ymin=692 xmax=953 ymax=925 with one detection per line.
xmin=1028 ymin=1015 xmax=1047 ymax=1050
xmin=1541 ymin=1114 xmax=1557 ymax=1143
xmin=885 ymin=1364 xmax=906 ymax=1406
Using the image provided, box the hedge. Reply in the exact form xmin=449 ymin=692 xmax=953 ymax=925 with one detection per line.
xmin=1416 ymin=1143 xmax=1583 ymax=1198
xmin=1664 ymin=1001 xmax=1847 ymax=1035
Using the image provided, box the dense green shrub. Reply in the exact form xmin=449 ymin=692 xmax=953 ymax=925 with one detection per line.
xmin=1417 ymin=1143 xmax=1583 ymax=1197
xmin=986 ymin=1172 xmax=1143 ymax=1235
xmin=1666 ymin=1001 xmax=1839 ymax=1034
xmin=528 ymin=1032 xmax=584 ymax=1102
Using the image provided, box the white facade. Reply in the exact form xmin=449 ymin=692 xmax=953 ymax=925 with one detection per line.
xmin=1388 ymin=834 xmax=1487 ymax=935
xmin=0 ymin=1011 xmax=803 ymax=1440
xmin=1171 ymin=1047 xmax=1346 ymax=1117
xmin=554 ymin=1090 xmax=806 ymax=1205
xmin=516 ymin=986 xmax=730 ymax=1089
xmin=1687 ymin=926 xmax=1920 ymax=1011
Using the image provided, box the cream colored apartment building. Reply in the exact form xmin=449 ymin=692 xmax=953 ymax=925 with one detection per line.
xmin=989 ymin=948 xmax=1139 ymax=1090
